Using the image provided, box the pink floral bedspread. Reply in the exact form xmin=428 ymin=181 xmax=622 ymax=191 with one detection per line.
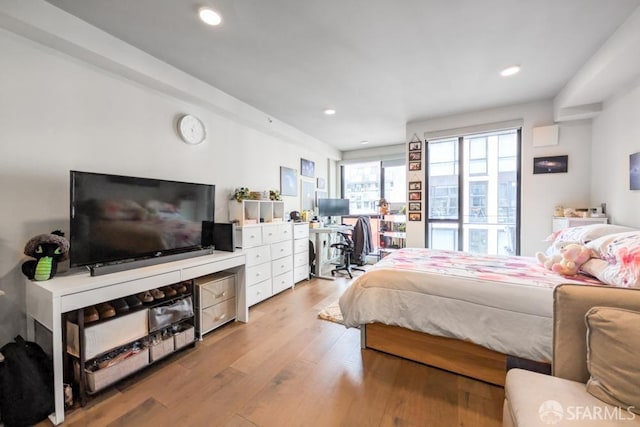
xmin=375 ymin=248 xmax=603 ymax=288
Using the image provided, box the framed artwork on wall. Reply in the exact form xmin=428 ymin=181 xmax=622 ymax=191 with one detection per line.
xmin=631 ymin=152 xmax=640 ymax=190
xmin=408 ymin=181 xmax=422 ymax=191
xmin=533 ymin=155 xmax=568 ymax=174
xmin=317 ymin=177 xmax=326 ymax=190
xmin=409 ymin=141 xmax=422 ymax=151
xmin=409 ymin=151 xmax=421 ymax=161
xmin=408 ymin=212 xmax=422 ymax=221
xmin=280 ymin=166 xmax=298 ymax=196
xmin=408 ymin=191 xmax=422 ymax=201
xmin=409 ymin=161 xmax=421 ymax=171
xmin=301 ymin=158 xmax=315 ymax=177
xmin=408 ymin=202 xmax=421 ymax=212
xmin=301 ymin=180 xmax=315 ymax=211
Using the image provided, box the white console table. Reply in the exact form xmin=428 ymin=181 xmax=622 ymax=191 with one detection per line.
xmin=25 ymin=251 xmax=246 ymax=425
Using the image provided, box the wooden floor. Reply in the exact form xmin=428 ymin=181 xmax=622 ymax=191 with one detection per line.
xmin=50 ymin=274 xmax=504 ymax=427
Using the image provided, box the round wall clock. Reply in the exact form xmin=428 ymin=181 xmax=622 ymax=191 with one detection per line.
xmin=177 ymin=114 xmax=206 ymax=145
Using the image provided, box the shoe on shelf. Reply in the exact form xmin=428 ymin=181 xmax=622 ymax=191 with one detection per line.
xmin=161 ymin=286 xmax=177 ymax=298
xmin=110 ymin=298 xmax=129 ymax=314
xmin=172 ymin=282 xmax=187 ymax=294
xmin=138 ymin=291 xmax=154 ymax=303
xmin=125 ymin=295 xmax=143 ymax=309
xmin=83 ymin=306 xmax=99 ymax=323
xmin=150 ymin=288 xmax=165 ymax=300
xmin=96 ymin=302 xmax=116 ymax=319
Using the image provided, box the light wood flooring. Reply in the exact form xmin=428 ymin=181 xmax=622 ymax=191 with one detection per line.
xmin=51 ymin=274 xmax=504 ymax=427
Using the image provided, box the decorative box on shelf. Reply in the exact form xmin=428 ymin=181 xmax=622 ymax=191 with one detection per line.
xmin=174 ymin=324 xmax=195 ymax=350
xmin=81 ymin=347 xmax=149 ymax=393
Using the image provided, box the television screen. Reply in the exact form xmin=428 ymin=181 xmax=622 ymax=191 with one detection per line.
xmin=70 ymin=171 xmax=215 ymax=268
xmin=317 ymin=198 xmax=350 ymax=217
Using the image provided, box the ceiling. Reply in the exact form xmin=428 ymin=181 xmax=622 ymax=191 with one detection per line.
xmin=45 ymin=0 xmax=640 ymax=151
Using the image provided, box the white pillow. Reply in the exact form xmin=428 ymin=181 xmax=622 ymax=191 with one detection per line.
xmin=545 ymin=224 xmax=636 ymax=256
xmin=582 ymin=231 xmax=640 ymax=287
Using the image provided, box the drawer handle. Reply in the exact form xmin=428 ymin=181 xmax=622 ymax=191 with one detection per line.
xmin=215 ymin=291 xmax=227 ymax=298
xmin=215 ymin=313 xmax=227 ymax=321
xmin=281 ymin=265 xmax=285 ymax=268
xmin=268 ymin=233 xmax=273 ymax=236
xmin=250 ymin=235 xmax=256 ymax=239
xmin=256 ymin=272 xmax=261 ymax=277
xmin=255 ymin=254 xmax=261 ymax=258
xmin=257 ymin=290 xmax=262 ymax=295
xmin=280 ymin=248 xmax=284 ymax=252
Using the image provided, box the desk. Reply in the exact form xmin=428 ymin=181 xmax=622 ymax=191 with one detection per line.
xmin=25 ymin=251 xmax=246 ymax=425
xmin=309 ymin=226 xmax=352 ymax=280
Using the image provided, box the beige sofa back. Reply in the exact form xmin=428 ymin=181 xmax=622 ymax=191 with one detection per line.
xmin=553 ymin=284 xmax=640 ymax=383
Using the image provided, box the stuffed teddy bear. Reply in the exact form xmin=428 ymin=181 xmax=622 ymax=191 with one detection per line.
xmin=537 ymin=243 xmax=592 ymax=276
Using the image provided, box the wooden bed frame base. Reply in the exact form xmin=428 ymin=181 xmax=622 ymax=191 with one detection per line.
xmin=362 ymin=323 xmax=549 ymax=386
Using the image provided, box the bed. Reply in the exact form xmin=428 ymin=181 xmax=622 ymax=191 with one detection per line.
xmin=338 ymin=224 xmax=640 ymax=385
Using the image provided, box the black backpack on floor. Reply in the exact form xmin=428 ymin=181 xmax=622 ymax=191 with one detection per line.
xmin=0 ymin=335 xmax=54 ymax=427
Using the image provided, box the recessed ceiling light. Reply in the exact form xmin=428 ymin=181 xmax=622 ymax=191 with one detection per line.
xmin=500 ymin=65 xmax=521 ymax=77
xmin=323 ymin=108 xmax=336 ymax=116
xmin=199 ymin=7 xmax=222 ymax=26
xmin=360 ymin=140 xmax=369 ymax=145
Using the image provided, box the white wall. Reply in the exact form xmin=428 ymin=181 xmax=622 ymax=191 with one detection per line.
xmin=591 ymin=82 xmax=640 ymax=227
xmin=0 ymin=12 xmax=338 ymax=344
xmin=406 ymin=100 xmax=593 ymax=256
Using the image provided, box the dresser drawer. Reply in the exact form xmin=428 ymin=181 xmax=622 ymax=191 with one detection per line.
xmin=293 ymin=238 xmax=308 ymax=254
xmin=263 ymin=223 xmax=292 ymax=244
xmin=271 ymin=240 xmax=293 ymax=259
xmin=271 ymin=256 xmax=293 ymax=277
xmin=293 ymin=224 xmax=310 ymax=239
xmin=294 ymin=265 xmax=309 ymax=283
xmin=197 ymin=275 xmax=235 ymax=308
xmin=246 ymin=262 xmax=271 ymax=286
xmin=273 ymin=271 xmax=293 ymax=295
xmin=244 ymin=245 xmax=271 ymax=267
xmin=293 ymin=251 xmax=308 ymax=268
xmin=240 ymin=226 xmax=263 ymax=248
xmin=200 ymin=298 xmax=236 ymax=333
xmin=247 ymin=279 xmax=272 ymax=306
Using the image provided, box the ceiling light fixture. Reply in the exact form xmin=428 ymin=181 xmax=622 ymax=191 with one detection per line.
xmin=199 ymin=7 xmax=222 ymax=26
xmin=323 ymin=108 xmax=336 ymax=116
xmin=500 ymin=65 xmax=521 ymax=77
xmin=360 ymin=140 xmax=369 ymax=145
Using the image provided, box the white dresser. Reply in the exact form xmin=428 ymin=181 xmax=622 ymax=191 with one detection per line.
xmin=552 ymin=217 xmax=608 ymax=232
xmin=241 ymin=223 xmax=293 ymax=306
xmin=293 ymin=223 xmax=310 ymax=283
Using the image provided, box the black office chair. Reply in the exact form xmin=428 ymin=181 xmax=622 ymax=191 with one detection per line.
xmin=330 ymin=232 xmax=365 ymax=279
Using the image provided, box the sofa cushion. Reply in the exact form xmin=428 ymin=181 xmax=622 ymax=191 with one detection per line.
xmin=504 ymin=368 xmax=640 ymax=426
xmin=586 ymin=307 xmax=640 ymax=414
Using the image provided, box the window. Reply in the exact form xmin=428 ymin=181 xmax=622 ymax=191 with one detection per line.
xmin=426 ymin=128 xmax=520 ymax=255
xmin=342 ymin=160 xmax=405 ymax=215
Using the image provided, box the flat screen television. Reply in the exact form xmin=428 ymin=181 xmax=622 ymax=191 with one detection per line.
xmin=317 ymin=198 xmax=350 ymax=218
xmin=70 ymin=171 xmax=215 ymax=274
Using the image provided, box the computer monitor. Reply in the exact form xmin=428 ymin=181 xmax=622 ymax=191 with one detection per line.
xmin=317 ymin=198 xmax=349 ymax=223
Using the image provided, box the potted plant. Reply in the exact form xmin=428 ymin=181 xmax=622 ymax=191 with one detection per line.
xmin=231 ymin=187 xmax=250 ymax=202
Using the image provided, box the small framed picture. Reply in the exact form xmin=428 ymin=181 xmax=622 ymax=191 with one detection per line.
xmin=280 ymin=166 xmax=298 ymax=196
xmin=408 ymin=181 xmax=422 ymax=191
xmin=409 ymin=141 xmax=422 ymax=151
xmin=317 ymin=177 xmax=326 ymax=190
xmin=533 ymin=155 xmax=568 ymax=174
xmin=408 ymin=202 xmax=421 ymax=212
xmin=409 ymin=151 xmax=421 ymax=161
xmin=409 ymin=161 xmax=421 ymax=171
xmin=409 ymin=191 xmax=422 ymax=201
xmin=301 ymin=158 xmax=315 ymax=177
xmin=631 ymin=152 xmax=640 ymax=190
xmin=301 ymin=180 xmax=314 ymax=211
xmin=408 ymin=212 xmax=422 ymax=221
